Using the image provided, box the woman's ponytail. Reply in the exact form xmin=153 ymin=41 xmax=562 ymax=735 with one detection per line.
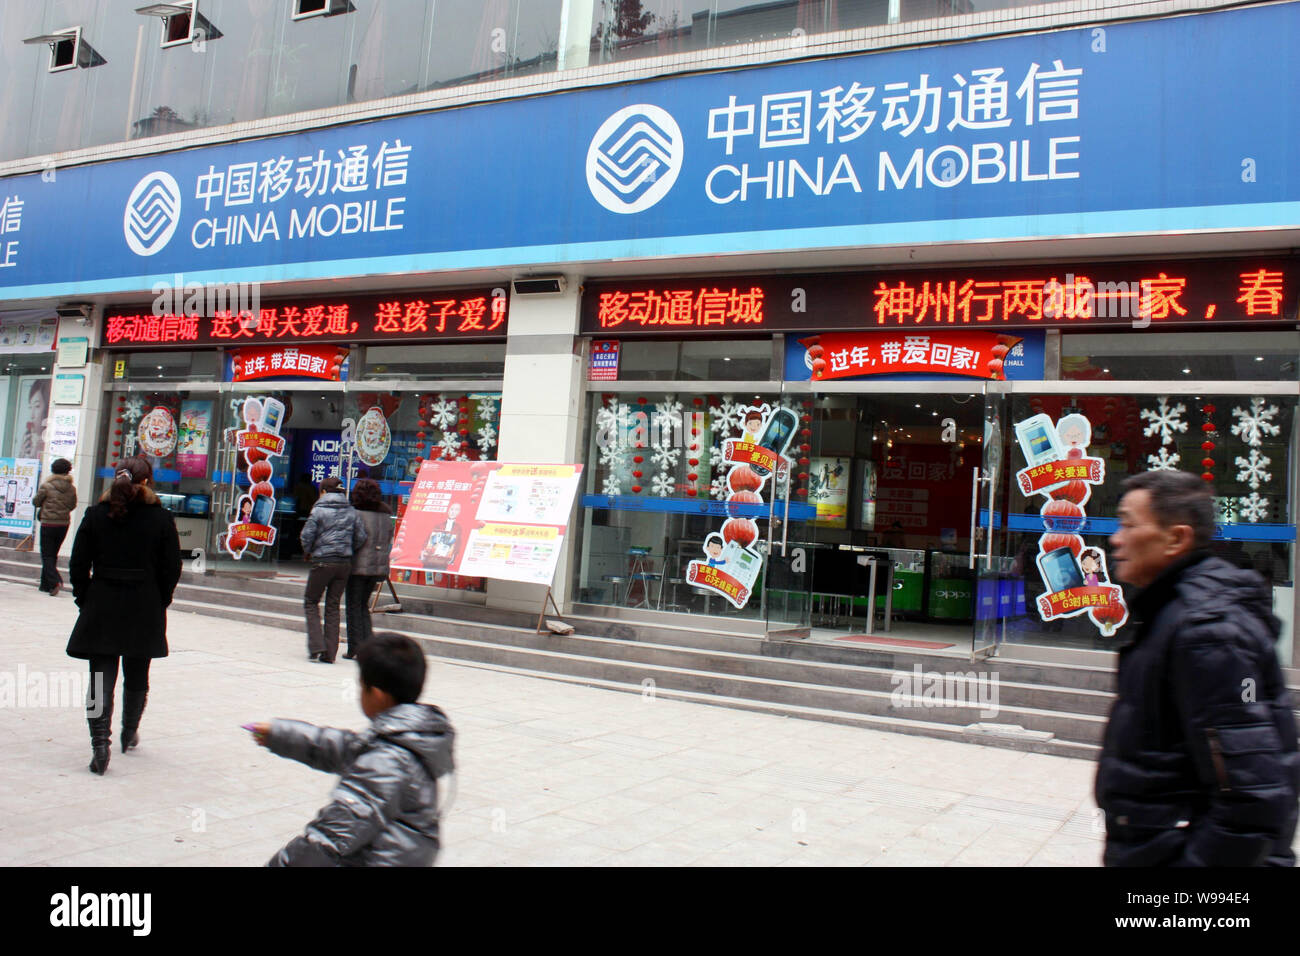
xmin=105 ymin=455 xmax=153 ymax=519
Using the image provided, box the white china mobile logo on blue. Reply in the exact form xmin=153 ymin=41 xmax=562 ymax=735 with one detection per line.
xmin=586 ymin=104 xmax=684 ymax=214
xmin=123 ymin=171 xmax=182 ymax=256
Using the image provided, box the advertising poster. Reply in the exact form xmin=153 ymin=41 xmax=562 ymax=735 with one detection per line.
xmin=46 ymin=409 xmax=79 ymax=464
xmin=177 ymin=401 xmax=212 ymax=478
xmin=13 ymin=376 xmax=49 ymax=461
xmin=860 ymin=461 xmax=878 ymax=530
xmin=685 ymin=402 xmax=798 ymax=610
xmin=0 ymin=457 xmax=40 ymax=535
xmin=222 ymin=396 xmax=287 ymax=558
xmin=1013 ymin=412 xmax=1129 ymax=636
xmin=809 ymin=457 xmax=850 ymax=528
xmin=390 ymin=461 xmax=583 ymax=586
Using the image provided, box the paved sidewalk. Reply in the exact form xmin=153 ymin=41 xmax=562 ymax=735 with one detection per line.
xmin=0 ymin=577 xmax=1108 ymax=867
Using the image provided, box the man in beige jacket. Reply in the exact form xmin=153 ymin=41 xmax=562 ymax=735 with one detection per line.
xmin=32 ymin=458 xmax=77 ymax=595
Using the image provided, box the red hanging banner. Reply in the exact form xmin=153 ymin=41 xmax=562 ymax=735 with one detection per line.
xmin=230 ymin=344 xmax=348 ymax=382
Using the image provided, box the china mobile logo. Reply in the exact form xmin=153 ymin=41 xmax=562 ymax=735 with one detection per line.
xmin=586 ymin=104 xmax=684 ymax=214
xmin=123 ymin=171 xmax=182 ymax=256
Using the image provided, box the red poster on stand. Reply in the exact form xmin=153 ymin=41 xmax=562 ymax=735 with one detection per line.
xmin=390 ymin=461 xmax=583 ymax=586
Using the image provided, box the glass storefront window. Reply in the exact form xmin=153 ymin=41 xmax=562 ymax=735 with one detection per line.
xmin=993 ymin=390 xmax=1297 ymax=661
xmin=616 ymin=337 xmax=773 ymax=381
xmin=576 ymin=389 xmax=790 ymax=621
xmin=1062 ymin=331 xmax=1300 ymax=382
xmin=113 ymin=350 xmax=222 ymax=383
xmin=361 ymin=344 xmax=506 ymax=380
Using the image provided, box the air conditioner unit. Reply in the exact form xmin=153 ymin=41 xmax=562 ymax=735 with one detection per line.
xmin=512 ymin=276 xmax=567 ymax=296
xmin=55 ymin=304 xmax=93 ymax=320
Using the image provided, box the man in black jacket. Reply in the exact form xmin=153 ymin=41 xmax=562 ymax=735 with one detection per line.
xmin=1097 ymin=469 xmax=1299 ymax=866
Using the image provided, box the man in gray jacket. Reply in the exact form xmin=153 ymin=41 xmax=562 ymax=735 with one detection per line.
xmin=253 ymin=633 xmax=454 ymax=866
xmin=300 ymin=475 xmax=366 ymax=663
xmin=32 ymin=458 xmax=77 ymax=595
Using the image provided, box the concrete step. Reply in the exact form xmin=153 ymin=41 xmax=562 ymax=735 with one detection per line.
xmin=150 ymin=588 xmax=1107 ymax=745
xmin=159 ymin=575 xmax=1117 ymax=718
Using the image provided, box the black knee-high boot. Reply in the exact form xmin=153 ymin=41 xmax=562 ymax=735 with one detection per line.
xmin=88 ymin=688 xmax=114 ymax=775
xmin=121 ymin=691 xmax=147 ymax=753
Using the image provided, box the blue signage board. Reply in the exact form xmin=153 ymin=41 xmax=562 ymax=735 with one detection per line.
xmin=0 ymin=3 xmax=1296 ymax=298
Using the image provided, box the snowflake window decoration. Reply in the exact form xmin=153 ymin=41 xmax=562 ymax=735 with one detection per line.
xmin=1139 ymin=397 xmax=1187 ymax=445
xmin=1239 ymin=491 xmax=1269 ymax=523
xmin=477 ymin=423 xmax=497 ymax=452
xmin=651 ymin=399 xmax=683 ymax=433
xmin=650 ymin=473 xmax=676 ymax=497
xmin=598 ymin=442 xmax=628 ymax=469
xmin=427 ymin=397 xmax=458 ymax=431
xmin=475 ymin=396 xmax=499 ymax=421
xmin=650 ymin=443 xmax=681 ymax=470
xmin=710 ymin=473 xmax=729 ymax=500
xmin=595 ymin=400 xmax=627 ymax=435
xmin=1234 ymin=448 xmax=1272 ymax=491
xmin=601 ymin=475 xmax=622 ymax=496
xmin=1145 ymin=447 xmax=1181 ymax=471
xmin=1230 ymin=398 xmax=1281 ymax=447
xmin=709 ymin=396 xmax=743 ymax=435
xmin=436 ymin=433 xmax=461 ymax=458
xmin=122 ymin=397 xmax=145 ymax=421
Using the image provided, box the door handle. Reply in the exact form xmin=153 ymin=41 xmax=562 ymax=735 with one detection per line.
xmin=968 ymin=466 xmax=981 ymax=571
xmin=985 ymin=465 xmax=996 ymax=568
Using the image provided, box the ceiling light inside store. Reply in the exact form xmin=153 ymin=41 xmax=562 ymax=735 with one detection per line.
xmin=1256 ymin=356 xmax=1264 ymax=361
xmin=1183 ymin=368 xmax=1191 ymax=374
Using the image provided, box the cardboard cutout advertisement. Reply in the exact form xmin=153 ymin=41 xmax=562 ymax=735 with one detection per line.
xmin=1014 ymin=412 xmax=1129 ymax=636
xmin=223 ymin=396 xmax=287 ymax=558
xmin=390 ymin=461 xmax=583 ymax=586
xmin=687 ymin=403 xmax=797 ymax=609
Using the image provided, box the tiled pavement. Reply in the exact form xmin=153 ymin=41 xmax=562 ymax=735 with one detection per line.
xmin=0 ymin=577 xmax=1110 ymax=867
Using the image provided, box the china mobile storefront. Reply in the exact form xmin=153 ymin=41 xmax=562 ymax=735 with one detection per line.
xmin=95 ymin=286 xmax=507 ymax=588
xmin=571 ymin=259 xmax=1300 ymax=665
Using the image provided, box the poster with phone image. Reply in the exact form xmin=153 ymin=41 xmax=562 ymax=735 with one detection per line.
xmin=222 ymin=397 xmax=286 ymax=559
xmin=0 ymin=457 xmax=39 ymax=535
xmin=1014 ymin=411 xmax=1128 ymax=636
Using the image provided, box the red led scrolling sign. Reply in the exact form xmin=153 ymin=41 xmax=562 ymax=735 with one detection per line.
xmin=102 ymin=288 xmax=509 ymax=348
xmin=580 ymin=259 xmax=1299 ymax=334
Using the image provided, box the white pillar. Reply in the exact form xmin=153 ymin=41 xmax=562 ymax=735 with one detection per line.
xmin=486 ymin=279 xmax=586 ymax=614
xmin=50 ymin=313 xmax=106 ymax=536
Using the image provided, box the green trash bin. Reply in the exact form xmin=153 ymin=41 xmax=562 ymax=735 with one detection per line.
xmin=929 ymin=577 xmax=973 ymax=620
xmin=876 ymin=568 xmax=923 ymax=614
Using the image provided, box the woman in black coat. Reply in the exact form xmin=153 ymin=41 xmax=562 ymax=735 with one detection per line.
xmin=67 ymin=456 xmax=182 ymax=775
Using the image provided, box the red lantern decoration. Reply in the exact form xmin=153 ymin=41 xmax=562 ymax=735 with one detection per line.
xmin=726 ymin=490 xmax=763 ymax=517
xmin=1040 ymin=533 xmax=1083 ymax=558
xmin=1202 ymin=422 xmax=1216 ymax=433
xmin=687 ymin=489 xmax=697 ymax=497
xmin=1202 ymin=404 xmax=1216 ymax=415
xmin=721 ymin=517 xmax=759 ymax=548
xmin=1091 ymin=602 xmax=1126 ymax=636
xmin=248 ymin=460 xmax=273 ymax=483
xmin=1042 ymin=499 xmax=1083 ymax=531
xmin=727 ymin=466 xmax=762 ymax=494
xmin=1201 ymin=457 xmax=1215 ymax=469
xmin=1201 ymin=441 xmax=1215 ymax=451
xmin=632 ymin=470 xmax=643 ymax=479
xmin=1049 ymin=480 xmax=1089 ymax=505
xmin=687 ymin=472 xmax=698 ymax=482
xmin=631 ymin=485 xmax=642 ymax=494
xmin=250 ymin=481 xmax=275 ymax=500
xmin=1201 ymin=473 xmax=1215 ymax=483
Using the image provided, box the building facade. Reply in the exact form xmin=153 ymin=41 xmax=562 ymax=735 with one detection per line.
xmin=1 ymin=0 xmax=1297 ymax=668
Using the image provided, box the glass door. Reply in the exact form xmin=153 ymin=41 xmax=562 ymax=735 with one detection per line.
xmin=971 ymin=386 xmax=1010 ymax=658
